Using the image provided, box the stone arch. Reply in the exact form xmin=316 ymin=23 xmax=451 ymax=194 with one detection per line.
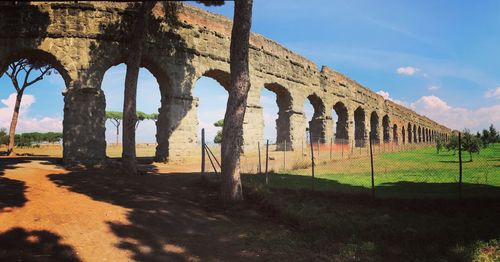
xmin=402 ymin=125 xmax=406 ymax=144
xmin=200 ymin=69 xmax=231 ymax=91
xmin=262 ymin=82 xmax=293 ymax=146
xmin=413 ymin=125 xmax=417 ymax=143
xmin=99 ymin=55 xmax=176 ymax=161
xmin=306 ymin=93 xmax=326 ymax=143
xmin=0 ymin=49 xmax=72 ymax=88
xmin=0 ymin=48 xmax=91 ymax=163
xmin=332 ymin=101 xmax=349 ymax=143
xmin=392 ymin=124 xmax=398 ymax=144
xmin=418 ymin=126 xmax=422 ymax=143
xmin=407 ymin=123 xmax=412 ymax=144
xmin=382 ymin=115 xmax=390 ymax=143
xmin=354 ymin=106 xmax=366 ymax=147
xmin=98 ymin=55 xmax=172 ymax=96
xmin=370 ymin=111 xmax=380 ymax=144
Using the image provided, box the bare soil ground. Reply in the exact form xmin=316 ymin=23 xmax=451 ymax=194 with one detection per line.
xmin=0 ymin=156 xmax=317 ymax=261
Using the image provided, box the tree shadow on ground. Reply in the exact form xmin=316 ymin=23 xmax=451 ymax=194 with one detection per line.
xmin=48 ymin=168 xmax=294 ymax=261
xmin=0 ymin=158 xmax=31 ymax=210
xmin=0 ymin=227 xmax=81 ymax=261
xmin=242 ymin=173 xmax=500 ymax=261
xmin=244 ymin=172 xmax=500 ymax=200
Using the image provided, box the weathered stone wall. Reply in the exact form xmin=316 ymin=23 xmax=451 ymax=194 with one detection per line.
xmin=0 ymin=2 xmax=453 ymax=164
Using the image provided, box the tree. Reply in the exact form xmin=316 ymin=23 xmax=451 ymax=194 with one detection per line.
xmin=220 ymin=0 xmax=254 ymax=202
xmin=148 ymin=113 xmax=159 ymax=121
xmin=106 ymin=111 xmax=123 ymax=145
xmin=445 ymin=133 xmax=458 ymax=154
xmin=121 ymin=1 xmax=157 ymax=175
xmin=481 ymin=128 xmax=490 ymax=147
xmin=436 ymin=137 xmax=443 ymax=154
xmin=121 ymin=1 xmax=221 ymax=175
xmin=4 ymin=58 xmax=54 ymax=155
xmin=135 ymin=111 xmax=148 ymax=130
xmin=213 ymin=119 xmax=224 ymax=143
xmin=0 ymin=128 xmax=8 ymax=145
xmin=461 ymin=129 xmax=481 ymax=162
xmin=488 ymin=124 xmax=498 ymax=144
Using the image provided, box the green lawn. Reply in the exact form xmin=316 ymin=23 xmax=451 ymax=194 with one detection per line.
xmin=241 ymin=144 xmax=500 ymax=261
xmin=244 ymin=144 xmax=500 ymax=199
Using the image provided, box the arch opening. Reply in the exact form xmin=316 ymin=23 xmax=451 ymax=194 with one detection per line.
xmin=332 ymin=101 xmax=348 ymax=144
xmin=354 ymin=107 xmax=366 ymax=147
xmin=382 ymin=115 xmax=390 ymax=143
xmin=101 ymin=63 xmax=162 ymax=158
xmin=392 ymin=124 xmax=398 ymax=144
xmin=402 ymin=126 xmax=406 ymax=144
xmin=413 ymin=125 xmax=417 ymax=143
xmin=418 ymin=126 xmax=422 ymax=143
xmin=407 ymin=123 xmax=412 ymax=144
xmin=193 ymin=71 xmax=230 ymax=146
xmin=0 ymin=50 xmax=69 ymax=157
xmin=262 ymin=83 xmax=293 ymax=147
xmin=305 ymin=94 xmax=326 ymax=144
xmin=370 ymin=111 xmax=380 ymax=144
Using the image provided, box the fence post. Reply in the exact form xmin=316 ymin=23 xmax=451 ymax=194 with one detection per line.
xmin=265 ymin=140 xmax=269 ymax=185
xmin=309 ymin=130 xmax=315 ymax=191
xmin=201 ymin=128 xmax=206 ymax=180
xmin=258 ymin=141 xmax=262 ymax=174
xmin=369 ymin=132 xmax=375 ymax=198
xmin=458 ymin=132 xmax=463 ymax=201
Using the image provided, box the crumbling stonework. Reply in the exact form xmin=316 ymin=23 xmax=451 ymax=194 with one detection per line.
xmin=0 ymin=2 xmax=452 ymax=165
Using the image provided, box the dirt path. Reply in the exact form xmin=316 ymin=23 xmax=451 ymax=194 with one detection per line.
xmin=0 ymin=158 xmax=312 ymax=261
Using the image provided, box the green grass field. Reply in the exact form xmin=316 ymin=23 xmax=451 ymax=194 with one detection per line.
xmin=242 ymin=144 xmax=500 ymax=261
xmin=244 ymin=143 xmax=500 ymax=199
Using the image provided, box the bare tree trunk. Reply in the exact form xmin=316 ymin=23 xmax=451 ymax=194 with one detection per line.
xmin=122 ymin=2 xmax=155 ymax=175
xmin=7 ymin=92 xmax=23 ymax=156
xmin=220 ymin=0 xmax=253 ymax=202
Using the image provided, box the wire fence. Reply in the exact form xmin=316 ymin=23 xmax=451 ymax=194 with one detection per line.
xmin=200 ymin=129 xmax=499 ymax=200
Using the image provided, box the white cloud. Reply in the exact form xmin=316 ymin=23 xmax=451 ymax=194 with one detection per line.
xmin=0 ymin=93 xmax=62 ymax=133
xmin=376 ymin=90 xmax=408 ymax=106
xmin=396 ymin=66 xmax=419 ymax=76
xmin=485 ymin=87 xmax=500 ymax=99
xmin=427 ymin=85 xmax=440 ymax=91
xmin=410 ymin=95 xmax=500 ymax=131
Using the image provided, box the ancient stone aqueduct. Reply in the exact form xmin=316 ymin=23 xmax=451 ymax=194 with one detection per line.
xmin=0 ymin=2 xmax=452 ymax=165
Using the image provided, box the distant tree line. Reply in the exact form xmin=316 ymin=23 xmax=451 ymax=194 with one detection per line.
xmin=0 ymin=128 xmax=62 ymax=147
xmin=436 ymin=124 xmax=498 ymax=161
xmin=105 ymin=111 xmax=158 ymax=145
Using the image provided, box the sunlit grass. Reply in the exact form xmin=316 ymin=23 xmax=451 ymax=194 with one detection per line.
xmin=244 ymin=144 xmax=500 ymax=199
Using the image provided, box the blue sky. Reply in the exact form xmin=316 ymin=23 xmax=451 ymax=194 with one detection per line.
xmin=1 ymin=0 xmax=499 ymax=143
